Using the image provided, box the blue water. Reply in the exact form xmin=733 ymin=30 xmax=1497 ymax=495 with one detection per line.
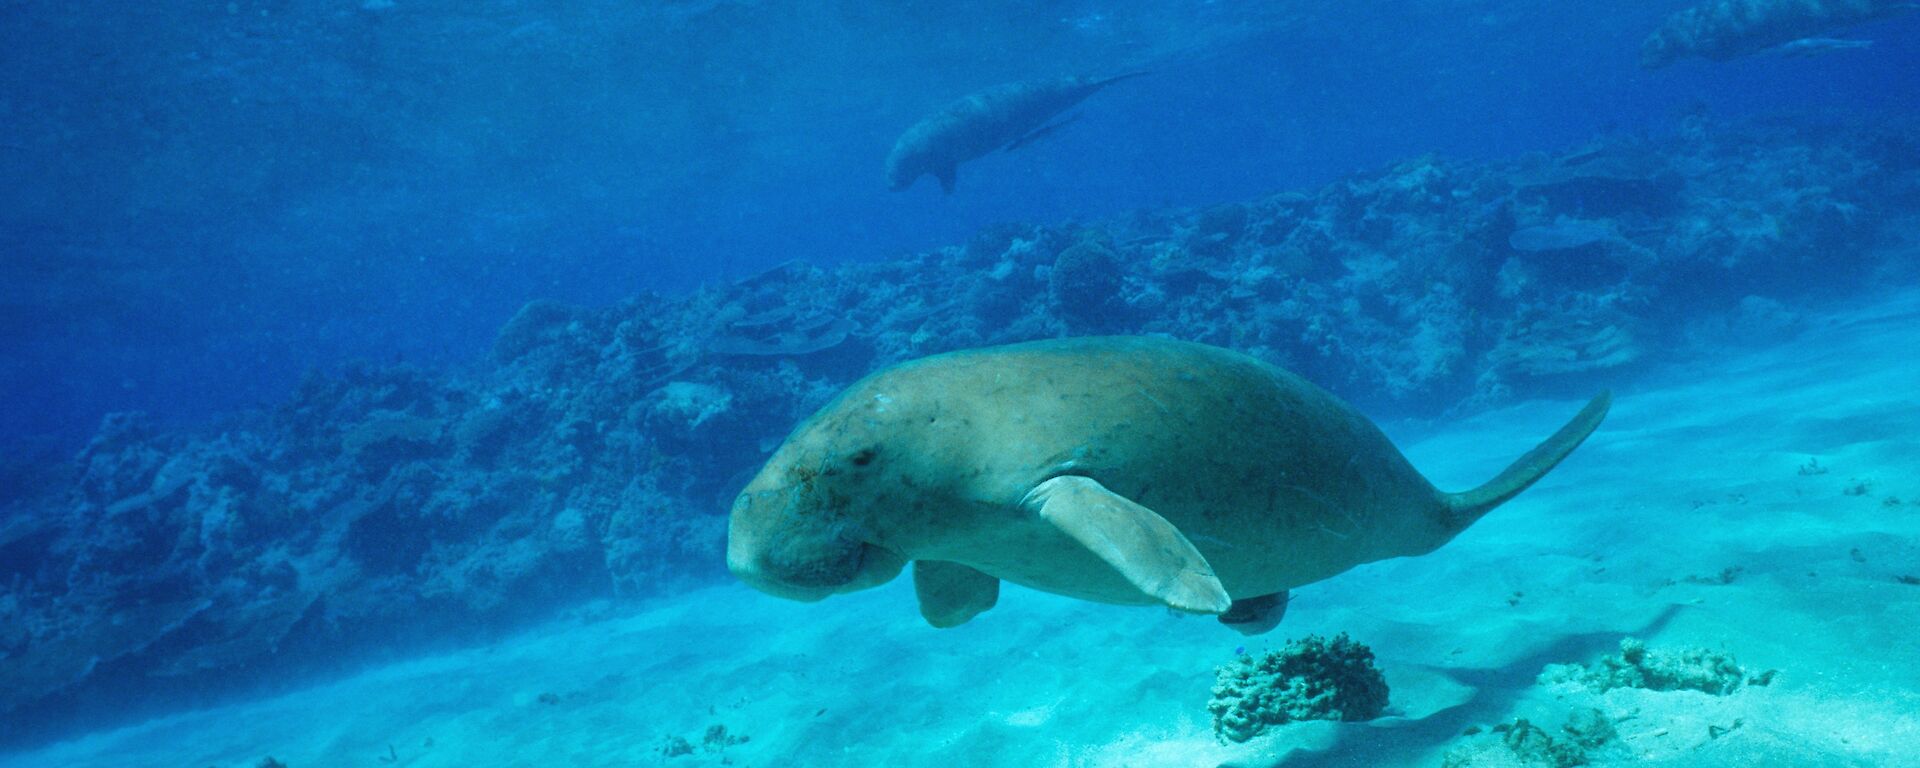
xmin=2 ymin=1 xmax=1918 ymax=764
xmin=6 ymin=2 xmax=1916 ymax=445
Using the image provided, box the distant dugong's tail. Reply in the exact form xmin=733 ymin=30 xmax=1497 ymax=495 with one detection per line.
xmin=1442 ymin=391 xmax=1612 ymax=529
xmin=1088 ymin=71 xmax=1151 ymax=90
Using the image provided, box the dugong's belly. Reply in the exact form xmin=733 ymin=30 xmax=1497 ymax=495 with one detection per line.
xmin=870 ymin=337 xmax=1445 ymax=605
xmin=914 ymin=88 xmax=1076 ymax=164
xmin=945 ymin=472 xmax=1423 ymax=606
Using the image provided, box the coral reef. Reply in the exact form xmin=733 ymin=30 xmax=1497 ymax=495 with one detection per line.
xmin=0 ymin=118 xmax=1914 ymax=744
xmin=1207 ymin=633 xmax=1389 ymax=743
xmin=1544 ymin=638 xmax=1775 ymax=695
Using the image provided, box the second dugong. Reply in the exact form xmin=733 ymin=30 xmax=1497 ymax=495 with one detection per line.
xmin=885 ymin=73 xmax=1147 ymax=194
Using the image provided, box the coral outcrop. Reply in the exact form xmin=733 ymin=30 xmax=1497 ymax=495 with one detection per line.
xmin=1443 ymin=638 xmax=1778 ymax=765
xmin=1544 ymin=637 xmax=1775 ymax=695
xmin=1207 ymin=633 xmax=1390 ymax=743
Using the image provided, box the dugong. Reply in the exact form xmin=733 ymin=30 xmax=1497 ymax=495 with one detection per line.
xmin=1640 ymin=0 xmax=1913 ymax=68
xmin=727 ymin=337 xmax=1609 ymax=635
xmin=885 ymin=73 xmax=1147 ymax=194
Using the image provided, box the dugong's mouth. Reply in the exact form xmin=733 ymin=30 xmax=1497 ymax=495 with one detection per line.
xmin=726 ymin=473 xmax=910 ymax=602
xmin=730 ymin=538 xmax=908 ymax=603
xmin=883 ymin=154 xmax=917 ymax=192
xmin=776 ymin=541 xmax=867 ymax=590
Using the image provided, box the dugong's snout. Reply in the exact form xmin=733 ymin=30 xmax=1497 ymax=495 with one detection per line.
xmin=884 ymin=144 xmax=930 ymax=192
xmin=726 ymin=489 xmax=905 ymax=602
xmin=884 ymin=162 xmax=915 ymax=192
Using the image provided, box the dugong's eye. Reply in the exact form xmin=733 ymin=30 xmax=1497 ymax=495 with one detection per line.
xmin=849 ymin=448 xmax=878 ymax=467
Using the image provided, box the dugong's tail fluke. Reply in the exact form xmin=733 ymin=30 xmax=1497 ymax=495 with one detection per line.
xmin=1089 ymin=71 xmax=1152 ymax=90
xmin=1441 ymin=391 xmax=1612 ymax=529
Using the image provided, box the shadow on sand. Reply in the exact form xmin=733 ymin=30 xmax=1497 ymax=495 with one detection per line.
xmin=1224 ymin=603 xmax=1684 ymax=768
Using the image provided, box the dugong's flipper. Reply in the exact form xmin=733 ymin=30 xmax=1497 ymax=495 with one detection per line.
xmin=914 ymin=560 xmax=999 ymax=628
xmin=1003 ymin=114 xmax=1081 ymax=152
xmin=1218 ymin=591 xmax=1289 ymax=636
xmin=1021 ymin=476 xmax=1233 ymax=614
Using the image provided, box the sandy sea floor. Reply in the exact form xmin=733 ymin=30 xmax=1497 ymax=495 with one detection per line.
xmin=6 ymin=293 xmax=1919 ymax=768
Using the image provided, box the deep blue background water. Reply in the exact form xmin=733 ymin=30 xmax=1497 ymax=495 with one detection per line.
xmin=4 ymin=1 xmax=1917 ymax=448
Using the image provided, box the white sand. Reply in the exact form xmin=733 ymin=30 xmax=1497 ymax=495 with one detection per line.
xmin=6 ymin=293 xmax=1918 ymax=768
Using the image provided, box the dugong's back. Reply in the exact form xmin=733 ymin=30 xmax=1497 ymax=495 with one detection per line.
xmin=864 ymin=337 xmax=1444 ymax=597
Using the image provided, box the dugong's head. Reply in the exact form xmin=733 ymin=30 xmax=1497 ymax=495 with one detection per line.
xmin=884 ymin=141 xmax=929 ymax=191
xmin=885 ymin=120 xmax=957 ymax=193
xmin=726 ymin=393 xmax=915 ymax=602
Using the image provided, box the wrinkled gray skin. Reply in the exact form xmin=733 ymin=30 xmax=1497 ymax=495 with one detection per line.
xmin=727 ymin=337 xmax=1610 ymax=633
xmin=1640 ymin=0 xmax=1913 ymax=68
xmin=885 ymin=73 xmax=1146 ymax=194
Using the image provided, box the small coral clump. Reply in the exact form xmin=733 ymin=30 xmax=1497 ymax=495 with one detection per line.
xmin=1546 ymin=637 xmax=1772 ymax=695
xmin=1207 ymin=633 xmax=1390 ymax=743
xmin=649 ymin=381 xmax=733 ymax=429
xmin=660 ymin=724 xmax=747 ymax=759
xmin=1048 ymin=240 xmax=1125 ymax=329
xmin=659 ymin=736 xmax=694 ymax=757
xmin=1441 ymin=709 xmax=1617 ymax=768
xmin=702 ymin=724 xmax=748 ymax=750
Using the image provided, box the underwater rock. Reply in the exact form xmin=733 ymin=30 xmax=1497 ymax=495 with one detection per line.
xmin=1484 ymin=294 xmax=1642 ymax=382
xmin=1544 ymin=637 xmax=1774 ymax=695
xmin=493 ymin=299 xmax=583 ymax=363
xmin=1441 ymin=710 xmax=1618 ymax=768
xmin=1208 ymin=633 xmax=1390 ymax=743
xmin=1507 ymin=217 xmax=1629 ymax=253
xmin=708 ymin=313 xmax=857 ymax=357
xmin=1185 ymin=203 xmax=1251 ymax=258
xmin=648 ymin=381 xmax=733 ymax=430
xmin=340 ymin=410 xmax=445 ymax=472
xmin=1048 ymin=240 xmax=1127 ymax=330
xmin=660 ymin=735 xmax=694 ymax=757
xmin=1512 ymin=147 xmax=1682 ymax=217
xmin=701 ymin=723 xmax=748 ymax=751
